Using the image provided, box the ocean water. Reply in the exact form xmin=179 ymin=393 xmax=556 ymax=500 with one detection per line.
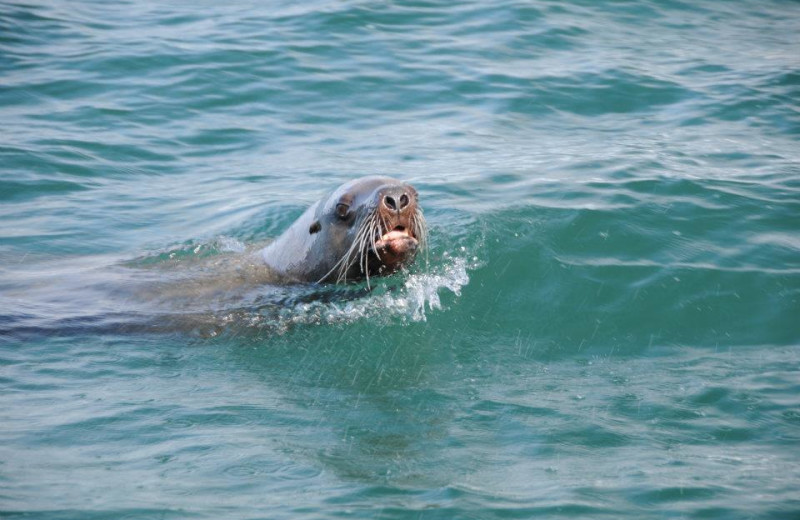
xmin=2 ymin=0 xmax=799 ymax=518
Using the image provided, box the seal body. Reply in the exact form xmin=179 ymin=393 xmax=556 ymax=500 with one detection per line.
xmin=261 ymin=176 xmax=426 ymax=284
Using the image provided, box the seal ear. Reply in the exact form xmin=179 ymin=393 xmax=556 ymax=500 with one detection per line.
xmin=309 ymin=220 xmax=321 ymax=235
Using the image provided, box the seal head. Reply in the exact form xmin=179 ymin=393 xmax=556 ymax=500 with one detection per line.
xmin=261 ymin=177 xmax=426 ymax=284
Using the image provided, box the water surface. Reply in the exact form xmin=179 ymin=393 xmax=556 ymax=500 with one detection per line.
xmin=1 ymin=0 xmax=799 ymax=518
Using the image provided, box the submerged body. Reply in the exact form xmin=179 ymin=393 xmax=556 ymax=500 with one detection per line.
xmin=261 ymin=177 xmax=426 ymax=284
xmin=0 ymin=177 xmax=426 ymax=338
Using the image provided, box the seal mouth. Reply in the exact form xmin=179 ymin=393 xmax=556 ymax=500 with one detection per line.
xmin=376 ymin=226 xmax=416 ymax=248
xmin=373 ymin=225 xmax=419 ymax=268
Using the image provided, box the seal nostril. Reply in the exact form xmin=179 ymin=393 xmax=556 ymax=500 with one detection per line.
xmin=399 ymin=193 xmax=409 ymax=209
xmin=384 ymin=195 xmax=396 ymax=210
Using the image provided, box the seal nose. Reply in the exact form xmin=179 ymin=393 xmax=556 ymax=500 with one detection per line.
xmin=383 ymin=192 xmax=410 ymax=212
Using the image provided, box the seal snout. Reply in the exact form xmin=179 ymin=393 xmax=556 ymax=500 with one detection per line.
xmin=371 ymin=184 xmax=421 ymax=269
xmin=383 ymin=193 xmax=410 ymax=212
xmin=376 ymin=186 xmax=418 ymax=240
xmin=380 ymin=186 xmax=414 ymax=214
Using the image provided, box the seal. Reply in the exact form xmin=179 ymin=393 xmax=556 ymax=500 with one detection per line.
xmin=260 ymin=176 xmax=426 ymax=285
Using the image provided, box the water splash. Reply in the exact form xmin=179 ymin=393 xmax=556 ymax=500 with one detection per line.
xmin=400 ymin=253 xmax=472 ymax=322
xmin=261 ymin=252 xmax=477 ymax=332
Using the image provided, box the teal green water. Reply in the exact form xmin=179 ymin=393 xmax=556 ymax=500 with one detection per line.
xmin=2 ymin=0 xmax=800 ymax=518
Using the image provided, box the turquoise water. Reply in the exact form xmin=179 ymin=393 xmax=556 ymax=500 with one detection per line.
xmin=2 ymin=0 xmax=800 ymax=517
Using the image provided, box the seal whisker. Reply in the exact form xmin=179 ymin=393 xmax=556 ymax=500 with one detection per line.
xmin=413 ymin=208 xmax=427 ymax=251
xmin=334 ymin=211 xmax=375 ymax=284
xmin=411 ymin=208 xmax=428 ymax=266
xmin=380 ymin=211 xmax=390 ymax=235
xmin=363 ymin=212 xmax=380 ymax=286
xmin=369 ymin=212 xmax=382 ymax=262
xmin=320 ymin=214 xmax=369 ymax=284
xmin=362 ymin=214 xmax=381 ymax=288
xmin=361 ymin=232 xmax=370 ymax=288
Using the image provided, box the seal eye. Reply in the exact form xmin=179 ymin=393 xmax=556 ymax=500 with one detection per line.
xmin=335 ymin=203 xmax=350 ymax=220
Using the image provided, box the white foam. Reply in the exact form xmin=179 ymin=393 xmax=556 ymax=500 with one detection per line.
xmin=214 ymin=235 xmax=247 ymax=253
xmin=401 ymin=254 xmax=471 ymax=322
xmin=276 ymin=253 xmax=476 ymax=329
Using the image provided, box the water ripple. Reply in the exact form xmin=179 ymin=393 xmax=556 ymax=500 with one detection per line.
xmin=2 ymin=0 xmax=800 ymax=518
